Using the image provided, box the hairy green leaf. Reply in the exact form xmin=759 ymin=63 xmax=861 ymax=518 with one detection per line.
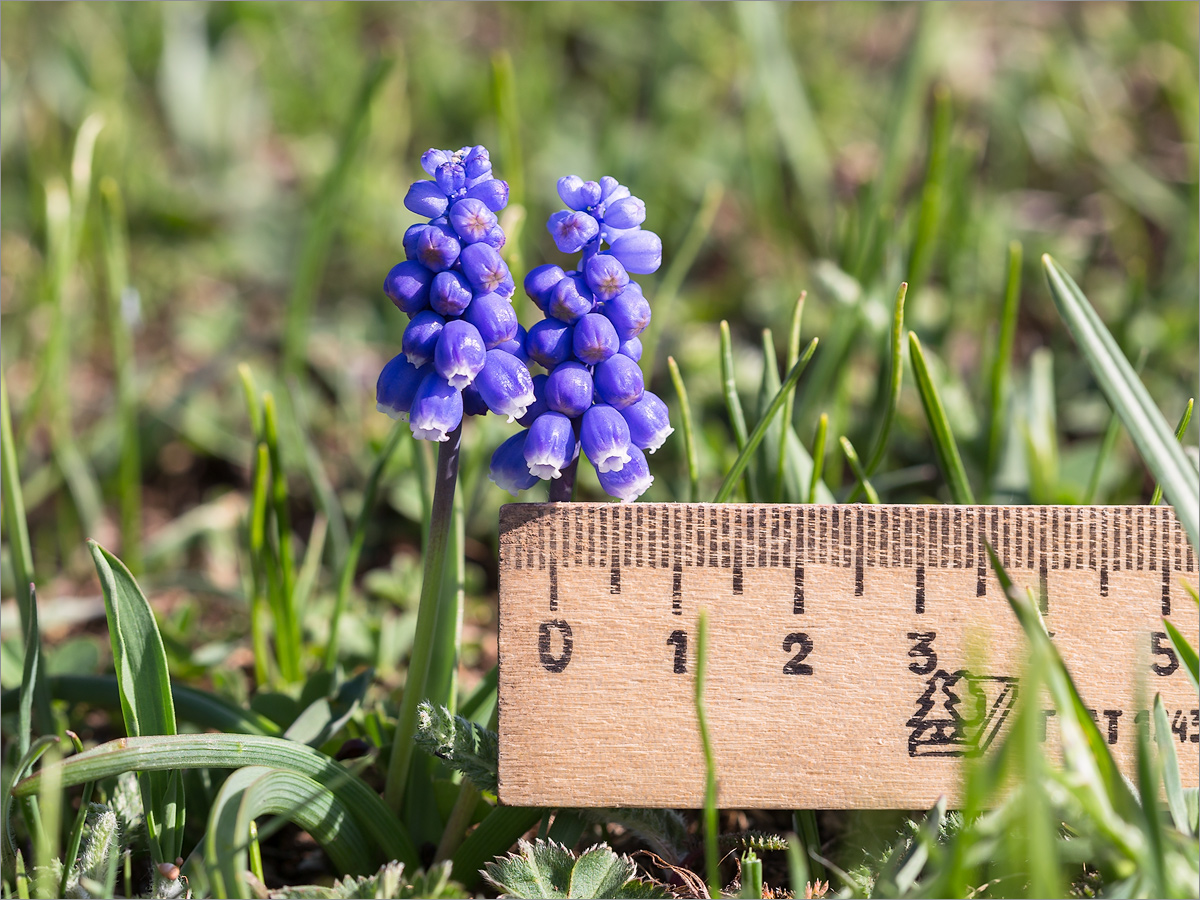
xmin=482 ymin=840 xmax=666 ymax=900
xmin=414 ymin=701 xmax=498 ymax=794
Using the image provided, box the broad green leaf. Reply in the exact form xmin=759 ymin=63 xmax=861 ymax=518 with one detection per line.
xmin=12 ymin=732 xmax=418 ymax=870
xmin=89 ymin=539 xmax=183 ymax=864
xmin=1042 ymin=255 xmax=1199 ymax=549
xmin=204 ymin=766 xmax=377 ymax=898
xmin=482 ymin=840 xmax=665 ymax=900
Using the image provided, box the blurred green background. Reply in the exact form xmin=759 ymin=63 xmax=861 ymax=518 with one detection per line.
xmin=1 ymin=2 xmax=1197 ymax=678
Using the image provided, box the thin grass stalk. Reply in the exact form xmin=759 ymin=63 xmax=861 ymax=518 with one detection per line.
xmin=754 ymin=329 xmax=781 ymax=502
xmin=1 ymin=373 xmax=51 ymax=735
xmin=985 ymin=241 xmax=1022 ymax=496
xmin=908 ymin=332 xmax=975 ymax=504
xmin=248 ymin=443 xmax=273 ymax=686
xmin=839 ymin=436 xmax=880 ymax=504
xmin=98 ymin=178 xmax=142 ymax=574
xmin=433 ymin=779 xmax=481 ymax=864
xmin=1083 ymin=412 xmax=1123 ymax=505
xmin=693 ymin=610 xmax=720 ymax=897
xmin=714 ymin=339 xmax=818 ymax=503
xmin=385 ymin=424 xmax=463 ymax=812
xmin=262 ymin=393 xmax=300 ymax=679
xmin=667 ymin=357 xmax=700 ymax=502
xmin=905 ymin=85 xmax=951 ymax=298
xmin=774 ymin=294 xmax=806 ymax=501
xmin=282 ymin=58 xmax=392 ymax=377
xmin=808 ymin=414 xmax=828 ymax=505
xmin=1150 ymin=398 xmax=1193 ymax=505
xmin=865 ymin=282 xmax=908 ymax=476
xmin=323 ymin=419 xmax=407 ymax=670
xmin=58 ymin=733 xmax=95 ymax=899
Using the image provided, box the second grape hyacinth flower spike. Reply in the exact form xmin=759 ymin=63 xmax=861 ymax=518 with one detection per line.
xmin=376 ymin=145 xmax=534 ymax=440
xmin=489 ymin=174 xmax=673 ymax=502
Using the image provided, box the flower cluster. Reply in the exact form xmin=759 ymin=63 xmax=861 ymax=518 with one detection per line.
xmin=376 ymin=146 xmax=535 ymax=440
xmin=489 ymin=176 xmax=673 ymax=502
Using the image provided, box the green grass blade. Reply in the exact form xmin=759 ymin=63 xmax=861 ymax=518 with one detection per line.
xmin=324 ymin=418 xmax=406 ymax=670
xmin=839 ymin=436 xmax=880 ymax=504
xmin=98 ymin=177 xmax=142 ymax=574
xmin=904 ymin=85 xmax=951 ymax=298
xmin=262 ymin=393 xmax=299 ymax=679
xmin=16 ymin=584 xmax=41 ymax=761
xmin=13 ymin=733 xmax=418 ymax=869
xmin=248 ymin=442 xmax=273 ymax=686
xmin=451 ymin=805 xmax=543 ymax=890
xmin=237 ymin=363 xmax=264 ymax=442
xmin=694 ymin=609 xmax=720 ymax=898
xmin=986 ymin=241 xmax=1022 ymax=495
xmin=1135 ymin=692 xmax=1167 ymax=898
xmin=1151 ymin=398 xmax=1193 ymax=506
xmin=58 ymin=732 xmax=95 ymax=900
xmin=293 ymin=513 xmax=327 ymax=626
xmin=714 ymin=339 xmax=819 ymax=503
xmin=719 ymin=322 xmax=749 ymax=452
xmin=667 ymin=357 xmax=700 ymax=502
xmin=774 ymin=294 xmax=806 ymax=501
xmin=784 ymin=832 xmax=810 ymax=900
xmin=808 ymin=414 xmax=828 ymax=505
xmin=908 ymin=332 xmax=976 ymax=504
xmin=640 ymin=182 xmax=724 ymax=375
xmin=753 ymin=328 xmax=781 ymax=502
xmin=282 ymin=57 xmax=393 ymax=376
xmin=864 ymin=283 xmax=907 ymax=477
xmin=1154 ymin=695 xmax=1192 ymax=837
xmin=1162 ymin=618 xmax=1198 ymax=691
xmin=427 ymin=480 xmax=465 ymax=714
xmin=1042 ymin=254 xmax=1200 ymax=548
xmin=1083 ymin=411 xmax=1122 ymax=505
xmin=205 ymin=765 xmax=378 ymax=898
xmin=491 ymin=50 xmax=525 ymax=214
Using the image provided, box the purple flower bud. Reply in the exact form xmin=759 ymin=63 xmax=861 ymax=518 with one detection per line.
xmin=620 ymin=390 xmax=673 ymax=453
xmin=524 ymin=411 xmax=576 ymax=479
xmin=421 ymin=148 xmax=450 ymax=175
xmin=524 ymin=264 xmax=566 ymax=311
xmin=435 ymin=162 xmax=466 ymax=196
xmin=548 ymin=210 xmax=600 ymax=254
xmin=603 ymin=284 xmax=652 ymax=340
xmin=594 ymin=354 xmax=644 ymax=409
xmin=619 ymin=336 xmax=642 ymax=362
xmin=581 ymin=404 xmax=633 ymax=474
xmin=584 ymin=253 xmax=630 ymax=302
xmin=545 ymin=361 xmax=594 ymax=418
xmin=572 ymin=313 xmax=619 ymax=365
xmin=402 ymin=310 xmax=445 ymax=368
xmin=598 ymin=176 xmax=629 ymax=203
xmin=404 ymin=181 xmax=449 ymax=219
xmin=517 ymin=373 xmax=550 ymax=427
xmin=430 ymin=270 xmax=474 ymax=317
xmin=498 ymin=323 xmax=528 ymax=363
xmin=597 ymin=445 xmax=653 ymax=502
xmin=476 ymin=348 xmax=536 ymax=422
xmin=464 ymin=291 xmax=519 ymax=349
xmin=462 ymin=382 xmax=489 ymax=417
xmin=489 ymin=431 xmax=538 ymax=497
xmin=449 ymin=198 xmax=498 ymax=245
xmin=525 ymin=317 xmax=574 ymax=369
xmin=465 ymin=178 xmax=509 ymax=212
xmin=463 ymin=145 xmax=492 ymax=179
xmin=376 ymin=354 xmax=427 ymax=420
xmin=460 ymin=243 xmax=515 ymax=297
xmin=481 ymin=223 xmax=506 ymax=250
xmin=416 ymin=221 xmax=461 ymax=273
xmin=547 ymin=273 xmax=594 ymax=324
xmin=603 ymin=196 xmax=646 ymax=229
xmin=557 ymin=176 xmax=602 ymax=211
xmin=384 ymin=261 xmax=433 ymax=315
xmin=410 ymin=372 xmax=464 ymax=442
xmin=434 ymin=319 xmax=487 ymax=389
xmin=403 ymin=223 xmax=427 ymax=261
xmin=608 ymin=230 xmax=662 ymax=275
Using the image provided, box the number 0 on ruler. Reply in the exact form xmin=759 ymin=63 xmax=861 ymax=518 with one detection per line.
xmin=497 ymin=504 xmax=1198 ymax=809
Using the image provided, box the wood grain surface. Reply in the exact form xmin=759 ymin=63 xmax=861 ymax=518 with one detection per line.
xmin=497 ymin=504 xmax=1198 ymax=808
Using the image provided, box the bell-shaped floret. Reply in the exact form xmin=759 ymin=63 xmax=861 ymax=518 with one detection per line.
xmin=430 ymin=270 xmax=473 ymax=317
xmin=416 ymin=221 xmax=461 ymax=273
xmin=581 ymin=403 xmax=633 ymax=474
xmin=465 ymin=178 xmax=509 ymax=213
xmin=547 ymin=210 xmax=599 ymax=254
xmin=545 ymin=361 xmax=594 ymax=418
xmin=497 ymin=323 xmax=528 ymax=363
xmin=404 ymin=181 xmax=449 ymax=219
xmin=620 ymin=390 xmax=673 ymax=453
xmin=557 ymin=175 xmax=602 ymax=211
xmin=524 ymin=412 xmax=577 ymax=480
xmin=384 ymin=261 xmax=433 ymax=315
xmin=597 ymin=446 xmax=653 ymax=502
xmin=584 ymin=254 xmax=630 ymax=302
xmin=547 ymin=273 xmax=594 ymax=324
xmin=475 ymin=348 xmax=536 ymax=422
xmin=464 ymin=291 xmax=519 ymax=348
xmin=526 ymin=317 xmax=574 ymax=369
xmin=524 ymin=264 xmax=566 ymax=311
xmin=460 ymin=243 xmax=515 ymax=297
xmin=594 ymin=354 xmax=644 ymax=409
xmin=489 ymin=431 xmax=538 ymax=497
xmin=402 ymin=309 xmax=445 ymax=368
xmin=618 ymin=336 xmax=642 ymax=362
xmin=420 ymin=148 xmax=451 ymax=175
xmin=603 ymin=196 xmax=646 ymax=229
xmin=602 ymin=284 xmax=651 ymax=340
xmin=376 ymin=354 xmax=427 ymax=421
xmin=435 ymin=161 xmax=466 ymax=196
xmin=434 ymin=319 xmax=487 ymax=389
xmin=608 ymin=229 xmax=662 ymax=275
xmin=463 ymin=145 xmax=492 ymax=179
xmin=572 ymin=313 xmax=619 ymax=365
xmin=449 ymin=198 xmax=498 ymax=245
xmin=517 ymin=373 xmax=550 ymax=428
xmin=409 ymin=372 xmax=464 ymax=442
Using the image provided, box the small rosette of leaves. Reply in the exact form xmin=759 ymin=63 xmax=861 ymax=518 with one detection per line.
xmin=266 ymin=860 xmax=466 ymax=899
xmin=378 ymin=145 xmax=535 ymax=441
xmin=488 ymin=176 xmax=672 ymax=502
xmin=482 ymin=839 xmax=668 ymax=899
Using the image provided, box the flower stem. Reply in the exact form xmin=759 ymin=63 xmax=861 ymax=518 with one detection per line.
xmin=385 ymin=423 xmax=462 ymax=812
xmin=548 ymin=457 xmax=578 ymax=501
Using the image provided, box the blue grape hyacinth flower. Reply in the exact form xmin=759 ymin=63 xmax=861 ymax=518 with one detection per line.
xmin=488 ymin=173 xmax=670 ymax=501
xmin=380 ymin=145 xmax=531 ymax=442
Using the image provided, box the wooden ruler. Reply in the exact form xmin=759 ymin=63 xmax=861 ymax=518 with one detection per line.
xmin=496 ymin=504 xmax=1198 ymax=808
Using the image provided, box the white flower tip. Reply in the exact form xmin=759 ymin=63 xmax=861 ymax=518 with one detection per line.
xmin=528 ymin=463 xmax=562 ymax=479
xmin=595 ymin=450 xmax=632 ymax=474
